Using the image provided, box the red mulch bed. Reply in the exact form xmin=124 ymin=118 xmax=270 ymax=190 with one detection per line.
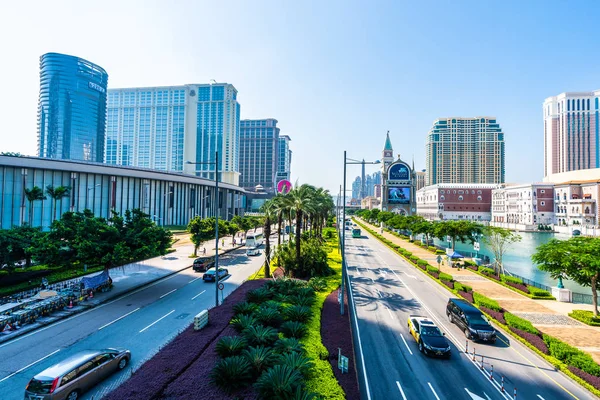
xmin=321 ymin=287 xmax=360 ymax=400
xmin=104 ymin=279 xmax=268 ymax=400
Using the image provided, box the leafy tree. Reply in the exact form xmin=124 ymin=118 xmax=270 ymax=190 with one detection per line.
xmin=483 ymin=226 xmax=522 ymax=275
xmin=412 ymin=218 xmax=436 ymax=245
xmin=286 ymin=184 xmax=316 ymax=265
xmin=24 ymin=186 xmax=46 ymax=226
xmin=533 ymin=237 xmax=600 ymax=316
xmin=0 ymin=152 xmax=22 ymax=157
xmin=261 ymin=201 xmax=275 ymax=278
xmin=377 ymin=211 xmax=395 ymax=225
xmin=4 ymin=225 xmax=42 ymax=268
xmin=46 ymin=185 xmax=71 ymax=222
xmin=434 ymin=220 xmax=483 ymax=251
xmin=187 ymin=216 xmax=227 ymax=256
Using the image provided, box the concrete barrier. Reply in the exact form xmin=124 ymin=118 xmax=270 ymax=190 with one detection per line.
xmin=194 ymin=310 xmax=209 ymax=331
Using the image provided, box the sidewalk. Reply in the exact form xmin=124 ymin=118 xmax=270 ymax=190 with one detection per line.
xmin=0 ymin=233 xmax=243 ymax=344
xmin=358 ymin=219 xmax=600 ymax=364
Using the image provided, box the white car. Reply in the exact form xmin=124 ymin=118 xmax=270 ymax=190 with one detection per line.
xmin=246 ymin=248 xmax=261 ymax=256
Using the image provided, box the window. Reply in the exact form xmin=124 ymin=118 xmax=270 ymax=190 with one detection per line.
xmin=458 ymin=190 xmax=464 ymax=194
xmin=541 ymin=189 xmax=545 ymax=193
xmin=61 ymin=369 xmax=78 ymax=385
xmin=441 ymin=190 xmax=445 ymax=194
xmin=440 ymin=195 xmax=445 ymax=201
xmin=477 ymin=190 xmax=482 ymax=194
xmin=93 ymin=354 xmax=112 ymax=366
xmin=541 ymin=201 xmax=545 ymax=206
xmin=458 ymin=195 xmax=464 ymax=201
xmin=471 ymin=190 xmax=475 ymax=194
xmin=77 ymin=361 xmax=96 ymax=377
xmin=477 ymin=196 xmax=482 ymax=201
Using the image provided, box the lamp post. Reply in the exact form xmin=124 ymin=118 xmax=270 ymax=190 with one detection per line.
xmin=341 ymin=152 xmax=380 ymax=315
xmin=186 ymin=151 xmax=221 ymax=308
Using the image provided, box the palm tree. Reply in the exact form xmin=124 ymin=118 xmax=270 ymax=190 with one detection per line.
xmin=260 ymin=200 xmax=276 ymax=278
xmin=286 ymin=184 xmax=317 ymax=265
xmin=46 ymin=185 xmax=71 ymax=222
xmin=24 ymin=186 xmax=46 ymax=226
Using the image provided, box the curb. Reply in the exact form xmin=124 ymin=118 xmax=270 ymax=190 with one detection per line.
xmin=0 ymin=245 xmax=244 ymax=346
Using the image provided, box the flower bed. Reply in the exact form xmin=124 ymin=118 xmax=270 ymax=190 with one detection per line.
xmin=441 ymin=280 xmax=454 ymax=290
xmin=104 ymin=279 xmax=268 ymax=400
xmin=504 ymin=281 xmax=530 ymax=294
xmin=568 ymin=366 xmax=600 ymax=390
xmin=428 ymin=271 xmax=440 ymax=279
xmin=459 ymin=290 xmax=474 ymax=303
xmin=509 ymin=327 xmax=549 ymax=355
xmin=479 ymin=306 xmax=506 ymax=325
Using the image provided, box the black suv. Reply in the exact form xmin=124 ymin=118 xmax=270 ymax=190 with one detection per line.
xmin=192 ymin=256 xmax=215 ymax=272
xmin=446 ymin=298 xmax=496 ymax=343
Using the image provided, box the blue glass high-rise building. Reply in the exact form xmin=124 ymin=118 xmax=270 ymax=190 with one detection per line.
xmin=37 ymin=53 xmax=108 ymax=162
xmin=239 ymin=119 xmax=280 ymax=192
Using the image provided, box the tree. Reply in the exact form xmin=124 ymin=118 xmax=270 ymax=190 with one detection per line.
xmin=46 ymin=185 xmax=71 ymax=222
xmin=434 ymin=220 xmax=483 ymax=251
xmin=261 ymin=201 xmax=276 ymax=278
xmin=187 ymin=216 xmax=227 ymax=256
xmin=287 ymin=184 xmax=316 ymax=267
xmin=482 ymin=226 xmax=521 ymax=275
xmin=532 ymin=237 xmax=600 ymax=316
xmin=24 ymin=186 xmax=46 ymax=226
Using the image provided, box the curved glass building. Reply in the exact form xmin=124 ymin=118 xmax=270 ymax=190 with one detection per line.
xmin=37 ymin=53 xmax=108 ymax=162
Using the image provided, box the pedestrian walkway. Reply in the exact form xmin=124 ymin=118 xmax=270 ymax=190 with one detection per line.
xmin=0 ymin=233 xmax=243 ymax=344
xmin=358 ymin=219 xmax=600 ymax=363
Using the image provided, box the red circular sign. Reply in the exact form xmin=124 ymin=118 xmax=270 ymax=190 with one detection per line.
xmin=277 ymin=180 xmax=292 ymax=194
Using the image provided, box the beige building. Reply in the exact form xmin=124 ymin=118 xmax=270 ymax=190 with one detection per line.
xmin=361 ymin=196 xmax=381 ymax=210
xmin=491 ymin=183 xmax=555 ymax=230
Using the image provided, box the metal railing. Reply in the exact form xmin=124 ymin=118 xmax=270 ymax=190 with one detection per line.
xmin=572 ymin=292 xmax=594 ymax=305
xmin=504 ymin=270 xmax=552 ymax=292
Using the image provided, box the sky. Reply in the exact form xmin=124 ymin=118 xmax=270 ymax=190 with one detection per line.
xmin=1 ymin=0 xmax=600 ymax=195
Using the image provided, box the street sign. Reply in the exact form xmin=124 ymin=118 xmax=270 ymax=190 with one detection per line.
xmin=474 ymin=242 xmax=480 ymax=251
xmin=447 ymin=236 xmax=452 ymax=243
xmin=218 ymin=283 xmax=224 ymax=290
xmin=436 ymin=255 xmax=442 ymax=265
xmin=338 ymin=348 xmax=349 ymax=373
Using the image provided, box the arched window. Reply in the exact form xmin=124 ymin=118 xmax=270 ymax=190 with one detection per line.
xmin=440 ymin=195 xmax=445 ymax=201
xmin=458 ymin=195 xmax=464 ymax=201
xmin=477 ymin=196 xmax=482 ymax=201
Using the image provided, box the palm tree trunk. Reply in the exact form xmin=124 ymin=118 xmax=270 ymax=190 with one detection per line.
xmin=295 ymin=210 xmax=302 ymax=271
xmin=264 ymin=216 xmax=271 ymax=278
xmin=277 ymin=212 xmax=282 ymax=247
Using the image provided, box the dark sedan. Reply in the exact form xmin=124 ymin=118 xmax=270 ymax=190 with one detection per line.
xmin=202 ymin=267 xmax=229 ymax=282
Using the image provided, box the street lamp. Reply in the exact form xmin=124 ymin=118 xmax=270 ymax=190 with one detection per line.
xmin=186 ymin=151 xmax=221 ymax=308
xmin=341 ymin=151 xmax=380 ymax=315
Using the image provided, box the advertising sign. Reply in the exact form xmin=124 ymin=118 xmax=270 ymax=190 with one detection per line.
xmin=388 ymin=163 xmax=410 ymax=181
xmin=277 ymin=179 xmax=292 ymax=194
xmin=388 ymin=187 xmax=410 ymax=204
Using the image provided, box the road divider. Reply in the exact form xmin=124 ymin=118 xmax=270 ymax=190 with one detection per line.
xmin=98 ymin=307 xmax=140 ymax=330
xmin=139 ymin=309 xmax=175 ymax=333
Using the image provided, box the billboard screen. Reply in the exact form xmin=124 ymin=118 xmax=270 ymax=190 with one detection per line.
xmin=388 ymin=187 xmax=410 ymax=204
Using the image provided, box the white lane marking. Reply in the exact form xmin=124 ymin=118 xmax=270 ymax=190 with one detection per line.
xmin=399 ymin=333 xmax=413 ymax=355
xmin=0 ymin=267 xmax=186 ymax=349
xmin=386 ymin=307 xmax=394 ymax=319
xmin=396 ymin=381 xmax=408 ymax=400
xmin=347 ymin=275 xmax=372 ymax=400
xmin=139 ymin=309 xmax=176 ymax=333
xmin=0 ymin=349 xmax=60 ymax=383
xmin=537 ymin=396 xmax=545 ymax=400
xmin=159 ymin=288 xmax=177 ymax=298
xmin=98 ymin=307 xmax=140 ymax=330
xmin=406 ymin=274 xmax=417 ymax=279
xmin=465 ymin=388 xmax=488 ymax=400
xmin=188 ymin=276 xmax=202 ymax=283
xmin=428 ymin=382 xmax=441 ymax=400
xmin=191 ymin=290 xmax=206 ymax=300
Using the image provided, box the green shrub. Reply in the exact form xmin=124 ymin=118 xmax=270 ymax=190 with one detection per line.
xmin=263 ymin=300 xmax=285 ymax=312
xmin=463 ymin=260 xmax=476 ymax=267
xmin=255 ymin=307 xmax=284 ymax=328
xmin=254 ymin=365 xmax=303 ymax=399
xmin=216 ymin=336 xmax=248 ymax=357
xmin=454 ymin=282 xmax=473 ymax=292
xmin=439 ymin=272 xmax=453 ymax=282
xmin=233 ymin=301 xmax=258 ymax=316
xmin=284 ymin=305 xmax=312 ymax=323
xmin=528 ymin=286 xmax=554 ymax=298
xmin=242 ymin=345 xmax=278 ymax=378
xmin=435 ymin=249 xmax=445 ymax=255
xmin=274 ymin=337 xmax=305 ymax=354
xmin=231 ymin=314 xmax=258 ymax=333
xmin=278 ymin=351 xmax=315 ymax=378
xmin=247 ymin=287 xmax=273 ymax=304
xmin=505 ymin=312 xmax=538 ymax=334
xmin=569 ymin=310 xmax=600 ymax=326
xmin=417 ymin=260 xmax=429 ymax=267
xmin=500 ymin=275 xmax=523 ymax=284
xmin=409 ymin=255 xmax=419 ymax=263
xmin=544 ymin=334 xmax=584 ymax=363
xmin=289 ymin=387 xmax=319 ymax=400
xmin=210 ymin=356 xmax=252 ymax=393
xmin=290 ymin=295 xmax=316 ymax=308
xmin=480 ymin=266 xmax=496 ymax=276
xmin=242 ymin=325 xmax=279 ymax=346
xmin=473 ymin=292 xmax=502 ymax=311
xmin=281 ymin=321 xmax=309 ymax=339
xmin=426 ymin=265 xmax=440 ymax=274
xmin=569 ymin=353 xmax=600 ymax=376
xmin=428 ymin=246 xmax=437 ymax=252
xmin=308 ymin=277 xmax=327 ymax=292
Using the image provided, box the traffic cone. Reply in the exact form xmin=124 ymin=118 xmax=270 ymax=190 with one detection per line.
xmin=2 ymin=323 xmax=12 ymax=332
xmin=68 ymin=300 xmax=73 ymax=309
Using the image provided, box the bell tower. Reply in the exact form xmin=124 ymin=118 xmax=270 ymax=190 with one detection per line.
xmin=382 ymin=130 xmax=394 ymax=167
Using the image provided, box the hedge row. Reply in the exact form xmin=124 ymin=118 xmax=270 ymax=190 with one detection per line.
xmin=473 ymin=292 xmax=501 ymax=312
xmin=569 ymin=310 xmax=600 ymax=327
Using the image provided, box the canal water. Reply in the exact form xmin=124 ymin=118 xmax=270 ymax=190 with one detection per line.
xmin=432 ymin=231 xmax=589 ymax=293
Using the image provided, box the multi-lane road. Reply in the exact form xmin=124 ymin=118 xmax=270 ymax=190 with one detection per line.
xmin=0 ymin=244 xmax=268 ymax=399
xmin=345 ymin=228 xmax=594 ymax=400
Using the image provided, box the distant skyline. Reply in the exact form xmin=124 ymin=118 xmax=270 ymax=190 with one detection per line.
xmin=2 ymin=0 xmax=600 ymax=195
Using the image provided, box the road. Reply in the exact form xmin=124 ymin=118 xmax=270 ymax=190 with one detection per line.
xmin=345 ymin=229 xmax=594 ymax=400
xmin=0 ymin=242 xmax=272 ymax=400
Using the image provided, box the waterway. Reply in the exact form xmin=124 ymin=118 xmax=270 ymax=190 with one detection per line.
xmin=432 ymin=231 xmax=590 ymax=294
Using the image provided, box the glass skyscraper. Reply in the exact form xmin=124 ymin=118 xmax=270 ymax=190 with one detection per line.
xmin=276 ymin=135 xmax=292 ymax=182
xmin=239 ymin=119 xmax=280 ymax=192
xmin=106 ymin=83 xmax=241 ymax=185
xmin=37 ymin=53 xmax=108 ymax=162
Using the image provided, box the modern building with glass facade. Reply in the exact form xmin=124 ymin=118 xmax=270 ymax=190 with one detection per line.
xmin=239 ymin=119 xmax=279 ymax=192
xmin=543 ymin=91 xmax=600 ymax=179
xmin=37 ymin=53 xmax=108 ymax=163
xmin=276 ymin=135 xmax=292 ymax=182
xmin=0 ymin=155 xmax=245 ymax=230
xmin=107 ymin=83 xmax=241 ymax=185
xmin=426 ymin=117 xmax=505 ymax=186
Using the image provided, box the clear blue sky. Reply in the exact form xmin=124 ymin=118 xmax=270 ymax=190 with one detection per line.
xmin=1 ymin=0 xmax=599 ymax=194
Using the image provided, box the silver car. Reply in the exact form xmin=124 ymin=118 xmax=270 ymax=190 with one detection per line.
xmin=24 ymin=348 xmax=130 ymax=400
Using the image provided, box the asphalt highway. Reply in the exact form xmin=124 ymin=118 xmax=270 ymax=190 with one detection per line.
xmin=0 ymin=242 xmax=270 ymax=400
xmin=345 ymin=230 xmax=594 ymax=400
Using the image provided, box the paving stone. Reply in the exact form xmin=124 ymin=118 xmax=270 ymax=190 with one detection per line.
xmin=514 ymin=312 xmax=583 ymax=326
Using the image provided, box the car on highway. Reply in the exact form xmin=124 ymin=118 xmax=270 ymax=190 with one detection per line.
xmin=446 ymin=298 xmax=497 ymax=343
xmin=246 ymin=247 xmax=261 ymax=256
xmin=24 ymin=348 xmax=130 ymax=400
xmin=407 ymin=315 xmax=451 ymax=357
xmin=192 ymin=256 xmax=215 ymax=272
xmin=203 ymin=267 xmax=229 ymax=282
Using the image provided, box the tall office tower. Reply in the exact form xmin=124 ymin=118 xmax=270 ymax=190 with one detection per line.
xmin=352 ymin=176 xmax=361 ymax=200
xmin=426 ymin=117 xmax=505 ymax=185
xmin=365 ymin=171 xmax=381 ymax=197
xmin=107 ymin=83 xmax=241 ymax=185
xmin=239 ymin=119 xmax=280 ymax=192
xmin=37 ymin=53 xmax=108 ymax=162
xmin=276 ymin=135 xmax=292 ymax=182
xmin=543 ymin=91 xmax=600 ymax=179
xmin=415 ymin=170 xmax=426 ymax=191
